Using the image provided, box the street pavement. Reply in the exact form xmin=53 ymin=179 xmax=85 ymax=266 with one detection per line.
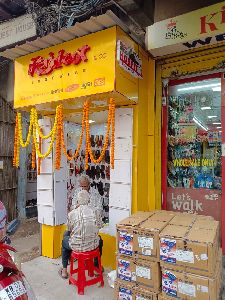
xmin=22 ymin=256 xmax=114 ymax=300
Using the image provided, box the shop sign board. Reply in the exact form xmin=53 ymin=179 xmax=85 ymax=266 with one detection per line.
xmin=117 ymin=40 xmax=142 ymax=79
xmin=0 ymin=14 xmax=36 ymax=49
xmin=115 ymin=26 xmax=142 ymax=103
xmin=14 ymin=27 xmax=117 ymax=108
xmin=167 ymin=187 xmax=221 ymax=221
xmin=146 ymin=1 xmax=225 ymax=57
xmin=14 ymin=26 xmax=142 ymax=108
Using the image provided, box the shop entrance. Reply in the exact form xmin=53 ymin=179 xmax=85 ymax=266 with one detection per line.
xmin=35 ymin=102 xmax=133 ymax=236
xmin=162 ymin=73 xmax=222 ymax=221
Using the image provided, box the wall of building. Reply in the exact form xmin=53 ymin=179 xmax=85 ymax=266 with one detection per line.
xmin=0 ymin=60 xmax=14 ymax=103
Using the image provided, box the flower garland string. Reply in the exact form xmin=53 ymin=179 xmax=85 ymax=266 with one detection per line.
xmin=110 ymin=99 xmax=115 ymax=169
xmin=13 ymin=114 xmax=19 ymax=167
xmin=32 ymin=106 xmax=59 ymax=159
xmin=85 ymin=98 xmax=115 ymax=169
xmin=85 ymin=102 xmax=89 ymax=170
xmin=17 ymin=109 xmax=34 ymax=148
xmin=31 ymin=137 xmax=36 ymax=170
xmin=60 ymin=101 xmax=86 ymax=161
xmin=55 ymin=105 xmax=63 ymax=170
xmin=34 ymin=109 xmax=58 ymax=140
xmin=37 ymin=134 xmax=42 ymax=175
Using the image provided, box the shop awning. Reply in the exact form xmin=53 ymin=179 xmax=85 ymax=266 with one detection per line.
xmin=0 ymin=10 xmax=132 ymax=60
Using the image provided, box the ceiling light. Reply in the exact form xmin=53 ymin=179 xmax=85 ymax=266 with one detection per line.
xmin=193 ymin=116 xmax=208 ymax=131
xmin=89 ymin=120 xmax=95 ymax=124
xmin=208 ymin=116 xmax=217 ymax=119
xmin=177 ymin=83 xmax=221 ymax=92
xmin=217 ymin=126 xmax=222 ymax=129
xmin=212 ymin=87 xmax=221 ymax=92
xmin=213 ymin=122 xmax=221 ymax=125
xmin=201 ymin=106 xmax=211 ymax=110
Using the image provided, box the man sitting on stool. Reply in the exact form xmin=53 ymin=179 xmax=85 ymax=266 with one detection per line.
xmin=59 ymin=190 xmax=103 ymax=279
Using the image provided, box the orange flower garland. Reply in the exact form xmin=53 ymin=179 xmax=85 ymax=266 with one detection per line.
xmin=13 ymin=99 xmax=115 ymax=170
xmin=13 ymin=114 xmax=19 ymax=167
xmin=37 ymin=135 xmax=42 ymax=175
xmin=31 ymin=138 xmax=36 ymax=170
xmin=61 ymin=101 xmax=87 ymax=161
xmin=85 ymin=98 xmax=115 ymax=169
xmin=55 ymin=105 xmax=63 ymax=170
xmin=110 ymin=99 xmax=115 ymax=169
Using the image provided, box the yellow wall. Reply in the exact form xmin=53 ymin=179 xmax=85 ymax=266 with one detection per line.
xmin=132 ymin=48 xmax=156 ymax=212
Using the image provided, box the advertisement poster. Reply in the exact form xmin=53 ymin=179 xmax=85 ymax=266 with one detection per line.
xmin=167 ymin=187 xmax=221 ymax=221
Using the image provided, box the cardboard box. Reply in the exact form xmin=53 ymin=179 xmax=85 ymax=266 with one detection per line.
xmin=114 ymin=279 xmax=158 ymax=300
xmin=158 ymin=295 xmax=174 ymax=300
xmin=150 ymin=211 xmax=176 ymax=223
xmin=159 ymin=219 xmax=219 ymax=276
xmin=132 ymin=210 xmax=176 ymax=261
xmin=117 ymin=255 xmax=161 ymax=292
xmin=134 ymin=286 xmax=158 ymax=300
xmin=161 ymin=259 xmax=221 ymax=300
xmin=169 ymin=214 xmax=196 ymax=227
xmin=117 ymin=213 xmax=154 ymax=256
xmin=134 ymin=220 xmax=168 ymax=261
xmin=114 ymin=279 xmax=135 ymax=300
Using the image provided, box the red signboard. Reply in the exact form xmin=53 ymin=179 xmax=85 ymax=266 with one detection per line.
xmin=167 ymin=187 xmax=221 ymax=221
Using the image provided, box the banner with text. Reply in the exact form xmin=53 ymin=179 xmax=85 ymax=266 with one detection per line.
xmin=146 ymin=1 xmax=225 ymax=57
xmin=14 ymin=27 xmax=116 ymax=108
xmin=167 ymin=187 xmax=221 ymax=221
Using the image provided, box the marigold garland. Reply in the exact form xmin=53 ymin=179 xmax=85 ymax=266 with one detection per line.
xmin=31 ymin=138 xmax=36 ymax=170
xmin=55 ymin=105 xmax=63 ymax=170
xmin=13 ymin=99 xmax=115 ymax=170
xmin=32 ymin=106 xmax=59 ymax=159
xmin=61 ymin=101 xmax=86 ymax=161
xmin=37 ymin=134 xmax=42 ymax=175
xmin=17 ymin=109 xmax=34 ymax=148
xmin=13 ymin=114 xmax=19 ymax=167
xmin=85 ymin=98 xmax=115 ymax=169
xmin=110 ymin=99 xmax=115 ymax=169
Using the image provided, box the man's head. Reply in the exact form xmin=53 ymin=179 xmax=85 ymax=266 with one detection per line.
xmin=77 ymin=190 xmax=90 ymax=206
xmin=79 ymin=175 xmax=90 ymax=191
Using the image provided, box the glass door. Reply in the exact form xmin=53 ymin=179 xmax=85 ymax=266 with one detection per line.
xmin=163 ymin=74 xmax=222 ymax=221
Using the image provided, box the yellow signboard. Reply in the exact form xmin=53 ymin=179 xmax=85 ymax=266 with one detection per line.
xmin=14 ymin=27 xmax=116 ymax=108
xmin=146 ymin=1 xmax=225 ymax=57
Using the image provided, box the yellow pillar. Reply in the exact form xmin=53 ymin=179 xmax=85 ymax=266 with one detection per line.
xmin=132 ymin=47 xmax=156 ymax=212
xmin=42 ymin=224 xmax=66 ymax=258
xmin=155 ymin=64 xmax=162 ymax=209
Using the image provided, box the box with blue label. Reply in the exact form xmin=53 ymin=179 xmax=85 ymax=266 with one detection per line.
xmin=161 ymin=260 xmax=221 ymax=300
xmin=116 ymin=255 xmax=161 ymax=292
xmin=114 ymin=279 xmax=158 ymax=300
xmin=159 ymin=217 xmax=219 ymax=276
xmin=114 ymin=279 xmax=135 ymax=300
xmin=117 ymin=212 xmax=154 ymax=257
xmin=134 ymin=287 xmax=158 ymax=300
xmin=133 ymin=219 xmax=171 ymax=262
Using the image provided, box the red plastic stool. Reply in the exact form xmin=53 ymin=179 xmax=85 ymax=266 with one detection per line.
xmin=69 ymin=247 xmax=104 ymax=295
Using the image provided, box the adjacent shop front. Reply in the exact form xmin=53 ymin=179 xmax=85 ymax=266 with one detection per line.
xmin=12 ymin=25 xmax=155 ymax=268
xmin=146 ymin=1 xmax=225 ymax=253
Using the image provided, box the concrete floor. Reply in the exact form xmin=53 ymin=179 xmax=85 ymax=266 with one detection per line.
xmin=22 ymin=256 xmax=114 ymax=300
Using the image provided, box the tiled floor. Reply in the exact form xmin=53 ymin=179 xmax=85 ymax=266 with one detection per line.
xmin=22 ymin=256 xmax=114 ymax=300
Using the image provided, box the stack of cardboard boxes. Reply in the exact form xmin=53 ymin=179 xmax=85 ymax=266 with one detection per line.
xmin=114 ymin=210 xmax=222 ymax=300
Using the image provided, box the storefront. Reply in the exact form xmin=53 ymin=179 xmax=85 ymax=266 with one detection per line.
xmin=12 ymin=25 xmax=155 ymax=268
xmin=146 ymin=1 xmax=225 ymax=253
